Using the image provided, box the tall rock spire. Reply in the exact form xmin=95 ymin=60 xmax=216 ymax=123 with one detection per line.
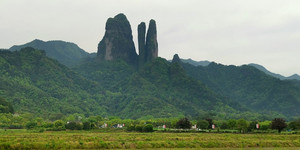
xmin=145 ymin=19 xmax=158 ymax=62
xmin=138 ymin=22 xmax=146 ymax=67
xmin=97 ymin=13 xmax=138 ymax=65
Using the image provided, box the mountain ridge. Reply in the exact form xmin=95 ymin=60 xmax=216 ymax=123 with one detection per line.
xmin=176 ymin=55 xmax=300 ymax=118
xmin=249 ymin=63 xmax=300 ymax=81
xmin=9 ymin=39 xmax=94 ymax=67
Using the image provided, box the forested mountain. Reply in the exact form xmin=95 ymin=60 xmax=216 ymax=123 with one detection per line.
xmin=0 ymin=47 xmax=248 ymax=119
xmin=74 ymin=56 xmax=246 ymax=119
xmin=9 ymin=39 xmax=93 ymax=67
xmin=179 ymin=57 xmax=300 ymax=119
xmin=0 ymin=47 xmax=107 ymax=118
xmin=0 ymin=97 xmax=14 ymax=113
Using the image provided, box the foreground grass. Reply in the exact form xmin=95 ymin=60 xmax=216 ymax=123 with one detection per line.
xmin=0 ymin=129 xmax=300 ymax=149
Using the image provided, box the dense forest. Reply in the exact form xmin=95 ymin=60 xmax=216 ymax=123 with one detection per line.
xmin=1 ymin=47 xmax=300 ymax=121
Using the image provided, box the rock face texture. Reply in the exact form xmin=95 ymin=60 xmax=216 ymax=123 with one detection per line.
xmin=97 ymin=14 xmax=158 ymax=67
xmin=145 ymin=20 xmax=158 ymax=62
xmin=138 ymin=22 xmax=146 ymax=67
xmin=97 ymin=13 xmax=138 ymax=65
xmin=138 ymin=20 xmax=158 ymax=67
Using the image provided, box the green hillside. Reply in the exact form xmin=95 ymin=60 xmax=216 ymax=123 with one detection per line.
xmin=1 ymin=48 xmax=241 ymax=119
xmin=9 ymin=39 xmax=93 ymax=67
xmin=181 ymin=61 xmax=300 ymax=119
xmin=0 ymin=47 xmax=107 ymax=118
xmin=75 ymin=57 xmax=252 ymax=119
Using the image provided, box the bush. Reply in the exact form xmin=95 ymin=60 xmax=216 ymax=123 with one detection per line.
xmin=42 ymin=122 xmax=54 ymax=128
xmin=75 ymin=123 xmax=83 ymax=130
xmin=26 ymin=121 xmax=37 ymax=129
xmin=135 ymin=125 xmax=144 ymax=132
xmin=8 ymin=124 xmax=23 ymax=129
xmin=176 ymin=118 xmax=192 ymax=129
xmin=83 ymin=121 xmax=91 ymax=130
xmin=288 ymin=119 xmax=300 ymax=130
xmin=65 ymin=121 xmax=77 ymax=130
xmin=65 ymin=121 xmax=83 ymax=130
xmin=248 ymin=121 xmax=258 ymax=131
xmin=50 ymin=126 xmax=66 ymax=131
xmin=142 ymin=124 xmax=154 ymax=132
xmin=220 ymin=122 xmax=228 ymax=129
xmin=197 ymin=120 xmax=209 ymax=129
xmin=126 ymin=124 xmax=135 ymax=132
xmin=54 ymin=120 xmax=65 ymax=128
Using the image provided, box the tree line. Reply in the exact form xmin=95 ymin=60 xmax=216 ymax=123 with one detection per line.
xmin=1 ymin=111 xmax=300 ymax=133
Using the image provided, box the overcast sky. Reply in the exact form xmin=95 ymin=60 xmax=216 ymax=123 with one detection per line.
xmin=1 ymin=0 xmax=300 ymax=76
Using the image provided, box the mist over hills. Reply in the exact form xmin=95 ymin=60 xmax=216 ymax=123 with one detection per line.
xmin=1 ymin=13 xmax=300 ymax=120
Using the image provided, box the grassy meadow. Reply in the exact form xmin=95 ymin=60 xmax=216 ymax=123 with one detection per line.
xmin=0 ymin=129 xmax=300 ymax=149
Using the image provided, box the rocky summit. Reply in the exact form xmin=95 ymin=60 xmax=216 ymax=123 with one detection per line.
xmin=138 ymin=22 xmax=146 ymax=67
xmin=97 ymin=13 xmax=158 ymax=67
xmin=172 ymin=54 xmax=182 ymax=64
xmin=145 ymin=20 xmax=158 ymax=62
xmin=138 ymin=20 xmax=159 ymax=67
xmin=97 ymin=13 xmax=138 ymax=65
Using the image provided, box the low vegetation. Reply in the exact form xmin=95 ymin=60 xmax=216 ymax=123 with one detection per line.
xmin=0 ymin=130 xmax=300 ymax=149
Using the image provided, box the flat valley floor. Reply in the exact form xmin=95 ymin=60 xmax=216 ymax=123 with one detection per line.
xmin=0 ymin=129 xmax=300 ymax=149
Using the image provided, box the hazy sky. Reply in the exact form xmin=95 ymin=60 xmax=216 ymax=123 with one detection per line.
xmin=1 ymin=0 xmax=300 ymax=76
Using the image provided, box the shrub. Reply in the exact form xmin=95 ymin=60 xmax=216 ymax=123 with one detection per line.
xmin=54 ymin=120 xmax=65 ymax=128
xmin=65 ymin=121 xmax=77 ymax=130
xmin=43 ymin=122 xmax=54 ymax=128
xmin=75 ymin=123 xmax=83 ymax=130
xmin=220 ymin=122 xmax=228 ymax=129
xmin=8 ymin=124 xmax=23 ymax=129
xmin=197 ymin=120 xmax=209 ymax=129
xmin=176 ymin=118 xmax=192 ymax=129
xmin=83 ymin=121 xmax=91 ymax=130
xmin=135 ymin=124 xmax=144 ymax=132
xmin=288 ymin=119 xmax=300 ymax=130
xmin=126 ymin=124 xmax=135 ymax=132
xmin=227 ymin=119 xmax=237 ymax=129
xmin=142 ymin=124 xmax=154 ymax=132
xmin=26 ymin=121 xmax=37 ymax=129
xmin=51 ymin=126 xmax=66 ymax=131
xmin=65 ymin=121 xmax=83 ymax=130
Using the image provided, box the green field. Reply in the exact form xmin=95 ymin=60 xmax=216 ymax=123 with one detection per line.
xmin=0 ymin=129 xmax=300 ymax=149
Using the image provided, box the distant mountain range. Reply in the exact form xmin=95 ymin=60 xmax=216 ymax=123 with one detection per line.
xmin=180 ymin=59 xmax=211 ymax=67
xmin=178 ymin=59 xmax=300 ymax=81
xmin=10 ymin=39 xmax=299 ymax=81
xmin=248 ymin=63 xmax=300 ymax=81
xmin=9 ymin=39 xmax=95 ymax=67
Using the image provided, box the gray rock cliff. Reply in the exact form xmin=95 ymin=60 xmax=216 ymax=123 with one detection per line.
xmin=97 ymin=13 xmax=138 ymax=65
